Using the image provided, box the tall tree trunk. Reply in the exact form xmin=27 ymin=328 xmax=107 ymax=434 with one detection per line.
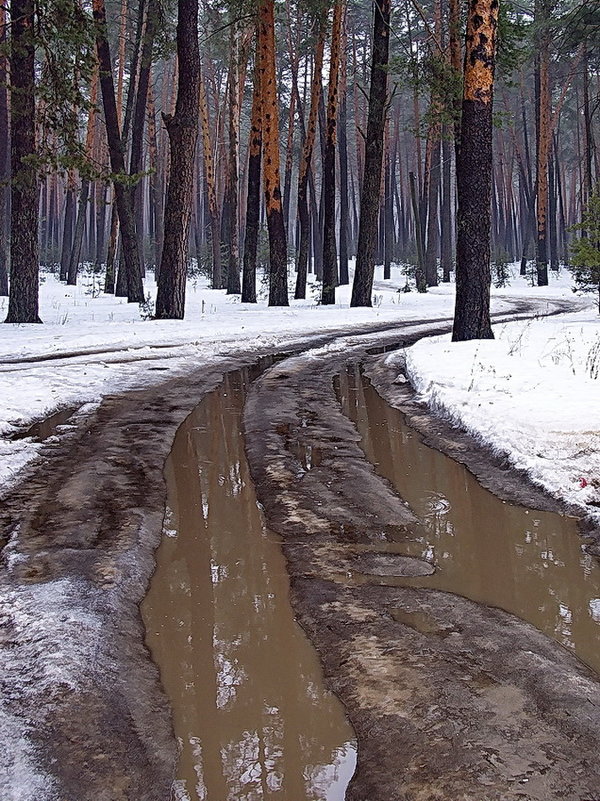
xmin=60 ymin=178 xmax=76 ymax=282
xmin=282 ymin=90 xmax=296 ymax=244
xmin=294 ymin=16 xmax=325 ymax=300
xmin=424 ymin=137 xmax=441 ymax=286
xmin=338 ymin=38 xmax=350 ymax=286
xmin=242 ymin=46 xmax=262 ymax=304
xmin=5 ymin=0 xmax=40 ymax=323
xmin=409 ymin=170 xmax=427 ymax=292
xmin=104 ymin=203 xmax=118 ymax=293
xmin=384 ymin=141 xmax=394 ymax=280
xmin=534 ymin=0 xmax=551 ymax=287
xmin=93 ymin=0 xmax=144 ymax=303
xmin=146 ymin=84 xmax=160 ymax=270
xmin=440 ymin=128 xmax=453 ymax=281
xmin=0 ymin=2 xmax=9 ymax=296
xmin=115 ymin=0 xmax=146 ymax=291
xmin=226 ymin=22 xmax=241 ymax=295
xmin=448 ymin=0 xmax=462 ymax=155
xmin=322 ymin=0 xmax=343 ymax=305
xmin=95 ymin=181 xmax=108 ymax=273
xmin=351 ymin=0 xmax=391 ymax=307
xmin=548 ymin=138 xmax=559 ymax=270
xmin=582 ymin=42 xmax=593 ymax=208
xmin=68 ymin=68 xmax=98 ymax=286
xmin=155 ymin=0 xmax=200 ymax=318
xmin=452 ymin=0 xmax=498 ymax=341
xmin=259 ymin=0 xmax=288 ymax=306
xmin=129 ymin=0 xmax=160 ymax=273
xmin=199 ymin=64 xmax=221 ymax=289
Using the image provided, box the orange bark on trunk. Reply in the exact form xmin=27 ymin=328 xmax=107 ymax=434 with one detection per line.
xmin=258 ymin=0 xmax=288 ymax=305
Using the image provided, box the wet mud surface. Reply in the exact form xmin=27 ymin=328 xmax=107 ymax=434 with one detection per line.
xmin=1 ymin=300 xmax=599 ymax=800
xmin=142 ymin=369 xmax=356 ymax=800
xmin=243 ymin=339 xmax=600 ymax=800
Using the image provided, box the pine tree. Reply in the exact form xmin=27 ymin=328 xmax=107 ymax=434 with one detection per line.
xmin=350 ymin=0 xmax=391 ymax=308
xmin=155 ymin=0 xmax=201 ymax=319
xmin=452 ymin=0 xmax=498 ymax=341
xmin=570 ymin=189 xmax=600 ymax=313
xmin=258 ymin=0 xmax=288 ymax=306
xmin=5 ymin=0 xmax=41 ymax=323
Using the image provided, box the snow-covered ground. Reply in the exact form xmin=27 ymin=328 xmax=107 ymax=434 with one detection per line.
xmin=400 ymin=300 xmax=600 ymax=522
xmin=0 ymin=262 xmax=598 ymax=523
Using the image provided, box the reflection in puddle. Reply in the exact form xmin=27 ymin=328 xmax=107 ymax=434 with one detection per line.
xmin=337 ymin=366 xmax=600 ymax=675
xmin=142 ymin=369 xmax=356 ymax=801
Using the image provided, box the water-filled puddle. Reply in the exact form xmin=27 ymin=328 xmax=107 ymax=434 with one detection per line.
xmin=142 ymin=369 xmax=356 ymax=801
xmin=337 ymin=366 xmax=600 ymax=675
xmin=12 ymin=407 xmax=78 ymax=441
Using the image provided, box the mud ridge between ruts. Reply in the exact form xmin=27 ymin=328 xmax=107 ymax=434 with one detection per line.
xmin=243 ymin=336 xmax=600 ymax=801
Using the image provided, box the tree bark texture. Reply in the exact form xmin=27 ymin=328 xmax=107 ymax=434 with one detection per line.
xmin=351 ymin=0 xmax=391 ymax=308
xmin=441 ymin=128 xmax=453 ymax=281
xmin=0 ymin=2 xmax=9 ymax=296
xmin=155 ymin=0 xmax=200 ymax=319
xmin=6 ymin=0 xmax=41 ymax=323
xmin=294 ymin=17 xmax=325 ymax=300
xmin=322 ymin=0 xmax=344 ymax=305
xmin=130 ymin=0 xmax=160 ymax=271
xmin=68 ymin=68 xmax=98 ymax=286
xmin=338 ymin=90 xmax=350 ymax=285
xmin=226 ymin=23 xmax=241 ymax=295
xmin=409 ymin=170 xmax=427 ymax=292
xmin=199 ymin=65 xmax=221 ymax=289
xmin=535 ymin=0 xmax=550 ymax=287
xmin=424 ymin=137 xmax=440 ymax=286
xmin=259 ymin=0 xmax=288 ymax=306
xmin=384 ymin=143 xmax=393 ymax=280
xmin=452 ymin=0 xmax=497 ymax=341
xmin=242 ymin=48 xmax=262 ymax=304
xmin=93 ymin=0 xmax=144 ymax=303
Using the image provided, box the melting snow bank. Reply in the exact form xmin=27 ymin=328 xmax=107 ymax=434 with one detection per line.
xmin=0 ymin=573 xmax=91 ymax=801
xmin=398 ymin=308 xmax=600 ymax=524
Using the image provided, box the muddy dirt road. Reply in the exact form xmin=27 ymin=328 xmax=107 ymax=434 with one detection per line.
xmin=1 ymin=303 xmax=600 ymax=801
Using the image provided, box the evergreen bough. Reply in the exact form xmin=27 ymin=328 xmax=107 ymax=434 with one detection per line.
xmin=570 ymin=189 xmax=600 ymax=312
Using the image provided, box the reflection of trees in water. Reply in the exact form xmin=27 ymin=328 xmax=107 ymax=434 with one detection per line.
xmin=144 ymin=369 xmax=354 ymax=801
xmin=337 ymin=367 xmax=600 ymax=675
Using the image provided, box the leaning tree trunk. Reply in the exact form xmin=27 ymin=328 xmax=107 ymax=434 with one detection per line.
xmin=129 ymin=0 xmax=160 ymax=274
xmin=350 ymin=0 xmax=391 ymax=308
xmin=93 ymin=0 xmax=144 ymax=303
xmin=155 ymin=0 xmax=200 ymax=319
xmin=321 ymin=0 xmax=344 ymax=305
xmin=452 ymin=0 xmax=498 ymax=341
xmin=5 ymin=0 xmax=41 ymax=323
xmin=242 ymin=44 xmax=262 ymax=304
xmin=259 ymin=0 xmax=288 ymax=306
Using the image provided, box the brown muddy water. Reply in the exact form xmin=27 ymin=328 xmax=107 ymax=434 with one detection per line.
xmin=337 ymin=366 xmax=600 ymax=675
xmin=142 ymin=368 xmax=356 ymax=801
xmin=12 ymin=407 xmax=78 ymax=441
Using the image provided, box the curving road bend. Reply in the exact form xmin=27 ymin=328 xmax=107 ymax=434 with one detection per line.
xmin=1 ymin=297 xmax=599 ymax=801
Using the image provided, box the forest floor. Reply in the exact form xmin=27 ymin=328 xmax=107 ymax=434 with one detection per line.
xmin=1 ymin=264 xmax=600 ymax=800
